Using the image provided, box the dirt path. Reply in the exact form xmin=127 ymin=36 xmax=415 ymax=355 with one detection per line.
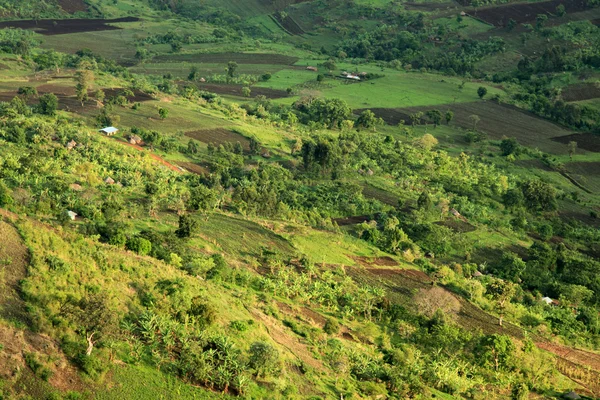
xmin=108 ymin=139 xmax=183 ymax=173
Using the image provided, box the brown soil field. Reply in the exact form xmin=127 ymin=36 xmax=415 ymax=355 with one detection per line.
xmin=353 ymin=256 xmax=398 ymax=267
xmin=552 ymin=133 xmax=600 ymax=152
xmin=473 ymin=0 xmax=590 ymax=27
xmin=195 ymin=82 xmax=289 ymax=99
xmin=0 ymin=17 xmax=139 ymax=36
xmin=361 ymin=184 xmax=400 ymax=206
xmin=175 ymin=162 xmax=209 ymax=175
xmin=355 ymin=108 xmax=415 ymax=126
xmin=332 ymin=215 xmax=372 ymax=226
xmin=436 ymin=218 xmax=477 ymax=233
xmin=103 ymin=88 xmax=154 ymax=102
xmin=272 ymin=13 xmax=306 ymax=35
xmin=58 ymin=0 xmax=88 ymax=13
xmin=155 ymin=52 xmax=299 ymax=65
xmin=593 ymin=18 xmax=600 ymax=26
xmin=185 ymin=128 xmax=251 ymax=150
xmin=395 ymin=101 xmax=575 ymax=154
xmin=564 ymin=161 xmax=600 ymax=193
xmin=561 ymin=83 xmax=600 ymax=102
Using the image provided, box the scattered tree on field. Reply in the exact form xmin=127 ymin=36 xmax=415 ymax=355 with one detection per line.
xmin=477 ymin=86 xmax=487 ymax=99
xmin=568 ymin=141 xmax=577 ymax=160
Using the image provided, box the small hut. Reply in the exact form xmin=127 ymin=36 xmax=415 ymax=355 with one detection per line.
xmin=66 ymin=140 xmax=77 ymax=150
xmin=99 ymin=127 xmax=119 ymax=136
xmin=105 ymin=177 xmax=115 ymax=185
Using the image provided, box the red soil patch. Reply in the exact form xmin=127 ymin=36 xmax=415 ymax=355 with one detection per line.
xmin=195 ymin=82 xmax=289 ymax=99
xmin=353 ymin=256 xmax=398 ymax=267
xmin=552 ymin=133 xmax=600 ymax=152
xmin=0 ymin=17 xmax=139 ymax=36
xmin=57 ymin=0 xmax=88 ymax=13
xmin=185 ymin=128 xmax=251 ymax=150
xmin=561 ymin=83 xmax=600 ymax=102
xmin=119 ymin=141 xmax=182 ymax=173
xmin=472 ymin=0 xmax=590 ymax=27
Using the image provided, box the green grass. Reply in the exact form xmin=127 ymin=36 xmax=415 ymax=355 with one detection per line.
xmin=255 ymin=69 xmax=319 ymax=90
xmin=96 ymin=364 xmax=221 ymax=400
xmin=289 ymin=227 xmax=388 ymax=265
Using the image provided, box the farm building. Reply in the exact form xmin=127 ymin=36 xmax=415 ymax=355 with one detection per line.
xmin=67 ymin=211 xmax=77 ymax=221
xmin=340 ymin=72 xmax=361 ymax=80
xmin=542 ymin=297 xmax=560 ymax=306
xmin=66 ymin=140 xmax=77 ymax=150
xmin=99 ymin=126 xmax=119 ymax=136
xmin=129 ymin=135 xmax=143 ymax=145
xmin=306 ymin=66 xmax=318 ymax=72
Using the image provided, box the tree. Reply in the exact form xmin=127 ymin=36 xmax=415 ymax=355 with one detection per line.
xmin=176 ymin=214 xmax=198 ymax=238
xmin=248 ymin=342 xmax=279 ymax=378
xmin=426 ymin=109 xmax=442 ymax=128
xmin=134 ymin=48 xmax=150 ymax=64
xmin=476 ymin=334 xmax=516 ymax=371
xmin=226 ymin=61 xmax=238 ymax=78
xmin=507 ymin=18 xmax=517 ymax=31
xmin=94 ymin=89 xmax=105 ymax=107
xmin=445 ymin=110 xmax=454 ymax=125
xmin=158 ymin=107 xmax=169 ymax=120
xmin=535 ymin=14 xmax=548 ymax=30
xmin=38 ymin=93 xmax=58 ymax=116
xmin=188 ymin=66 xmax=200 ymax=81
xmin=356 ymin=109 xmax=383 ymax=131
xmin=241 ymin=87 xmax=251 ymax=97
xmin=477 ymin=86 xmax=488 ymax=99
xmin=486 ymin=279 xmax=516 ymax=326
xmin=62 ymin=293 xmax=115 ymax=356
xmin=520 ymin=179 xmax=557 ymax=211
xmin=249 ymin=137 xmax=260 ymax=155
xmin=322 ymin=59 xmax=336 ymax=72
xmin=500 ymin=138 xmax=519 ymax=156
xmin=17 ymin=86 xmax=37 ymax=99
xmin=417 ymin=190 xmax=432 ymax=210
xmin=556 ymin=4 xmax=566 ymax=16
xmin=415 ymin=133 xmax=438 ymax=151
xmin=126 ymin=237 xmax=152 ymax=256
xmin=75 ymin=69 xmax=94 ymax=106
xmin=567 ymin=141 xmax=577 ymax=160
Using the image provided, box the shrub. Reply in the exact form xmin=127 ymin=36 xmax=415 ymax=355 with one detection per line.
xmin=323 ymin=318 xmax=340 ymax=335
xmin=126 ymin=237 xmax=152 ymax=256
xmin=248 ymin=341 xmax=279 ymax=378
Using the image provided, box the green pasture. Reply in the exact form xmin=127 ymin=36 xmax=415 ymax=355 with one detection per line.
xmin=273 ymin=65 xmax=506 ymax=108
xmin=289 ymin=227 xmax=388 ymax=266
xmin=255 ymin=69 xmax=319 ymax=90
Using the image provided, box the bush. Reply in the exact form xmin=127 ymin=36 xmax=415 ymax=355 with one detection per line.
xmin=126 ymin=237 xmax=152 ymax=256
xmin=323 ymin=318 xmax=340 ymax=335
xmin=248 ymin=341 xmax=279 ymax=377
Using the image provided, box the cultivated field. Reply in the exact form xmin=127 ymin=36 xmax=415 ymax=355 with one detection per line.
xmin=0 ymin=17 xmax=139 ymax=35
xmin=195 ymin=83 xmax=289 ymax=99
xmin=392 ymin=101 xmax=575 ymax=154
xmin=473 ymin=0 xmax=590 ymax=27
xmin=562 ymin=83 xmax=600 ymax=102
xmin=552 ymin=133 xmax=600 ymax=153
xmin=185 ymin=128 xmax=251 ymax=150
xmin=154 ymin=52 xmax=299 ymax=65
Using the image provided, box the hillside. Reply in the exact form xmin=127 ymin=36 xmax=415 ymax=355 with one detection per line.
xmin=0 ymin=0 xmax=599 ymax=399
